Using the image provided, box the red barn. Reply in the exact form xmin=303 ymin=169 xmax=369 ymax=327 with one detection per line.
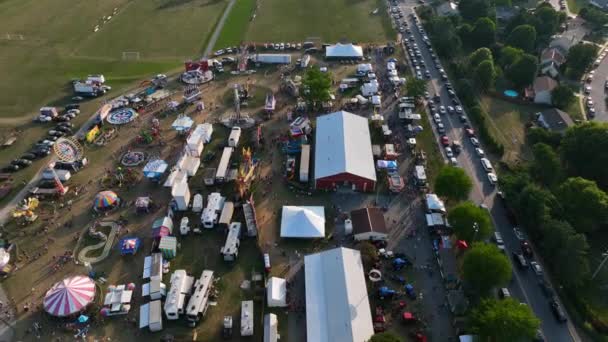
xmin=314 ymin=111 xmax=376 ymax=192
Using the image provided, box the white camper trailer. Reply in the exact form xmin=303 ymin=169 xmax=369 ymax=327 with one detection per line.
xmin=186 ymin=270 xmax=215 ymax=327
xmin=218 ymin=201 xmax=234 ymax=228
xmin=192 ymin=194 xmax=204 ymax=213
xmin=164 ymin=270 xmax=195 ymax=320
xmin=140 ymin=300 xmax=163 ymax=332
xmin=142 ymin=278 xmax=166 ymax=301
xmin=201 ymin=192 xmax=226 ymax=228
xmin=299 ymin=144 xmax=310 ymax=182
xmin=171 ymin=182 xmax=191 ymax=211
xmin=264 ymin=313 xmax=279 ymax=342
xmin=215 ymin=147 xmax=233 ymax=182
xmin=241 ymin=300 xmax=254 ymax=336
xmin=228 ymin=127 xmax=242 ymax=147
xmin=220 ymin=222 xmax=241 ymax=261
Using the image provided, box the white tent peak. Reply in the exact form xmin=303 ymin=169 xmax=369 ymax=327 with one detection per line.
xmin=281 ymin=206 xmax=325 ymax=238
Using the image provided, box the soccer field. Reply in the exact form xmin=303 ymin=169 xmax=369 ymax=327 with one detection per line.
xmin=214 ymin=0 xmax=394 ymax=48
xmin=0 ymin=0 xmax=227 ymax=120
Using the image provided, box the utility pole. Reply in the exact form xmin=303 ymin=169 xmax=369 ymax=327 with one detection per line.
xmin=592 ymin=249 xmax=608 ymax=280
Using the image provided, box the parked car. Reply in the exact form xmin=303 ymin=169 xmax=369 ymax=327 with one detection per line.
xmin=521 ymin=240 xmax=533 ymax=257
xmin=475 ymin=148 xmax=485 ymax=157
xmin=487 ymin=173 xmax=497 ymax=185
xmin=470 ymin=137 xmax=480 ymax=146
xmin=20 ymin=153 xmax=37 ymax=160
xmin=1 ymin=165 xmax=19 ymax=172
xmin=498 ymin=287 xmax=511 ymax=299
xmin=445 ymin=147 xmax=454 ymax=158
xmin=11 ymin=159 xmax=32 ymax=167
xmin=550 ymin=299 xmax=567 ymax=322
xmin=440 ymin=135 xmax=450 ymax=146
xmin=513 ymin=252 xmax=528 ymax=269
xmin=530 ymin=261 xmax=543 ymax=277
xmin=513 ymin=227 xmax=525 ymax=240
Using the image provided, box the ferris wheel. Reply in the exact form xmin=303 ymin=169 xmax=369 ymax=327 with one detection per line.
xmin=53 ymin=137 xmax=84 ymax=163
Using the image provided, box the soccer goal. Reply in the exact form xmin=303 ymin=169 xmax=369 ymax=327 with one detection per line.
xmin=122 ymin=51 xmax=141 ymax=61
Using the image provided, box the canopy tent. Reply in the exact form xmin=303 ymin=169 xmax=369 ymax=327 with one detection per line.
xmin=425 ymin=194 xmax=446 ymax=213
xmin=326 ymin=43 xmax=364 ymax=59
xmin=93 ymin=190 xmax=120 ymax=212
xmin=44 ymin=276 xmax=96 ymax=317
xmin=171 ymin=115 xmax=194 ymax=132
xmin=280 ymin=206 xmax=325 ymax=238
xmin=152 ymin=217 xmax=173 ymax=239
xmin=143 ymin=159 xmax=168 ymax=180
xmin=120 ymin=237 xmax=141 ymax=255
xmin=158 ymin=236 xmax=177 ymax=259
xmin=266 ymin=277 xmax=287 ymax=307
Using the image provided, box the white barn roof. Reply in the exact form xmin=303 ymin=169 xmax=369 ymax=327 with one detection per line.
xmin=326 ymin=43 xmax=364 ymax=58
xmin=280 ymin=206 xmax=325 ymax=238
xmin=266 ymin=277 xmax=287 ymax=307
xmin=304 ymin=247 xmax=374 ymax=342
xmin=314 ymin=111 xmax=376 ymax=182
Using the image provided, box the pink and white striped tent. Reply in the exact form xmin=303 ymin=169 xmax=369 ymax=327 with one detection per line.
xmin=43 ymin=276 xmax=96 ymax=317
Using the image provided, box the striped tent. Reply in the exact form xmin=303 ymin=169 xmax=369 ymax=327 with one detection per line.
xmin=43 ymin=276 xmax=95 ymax=317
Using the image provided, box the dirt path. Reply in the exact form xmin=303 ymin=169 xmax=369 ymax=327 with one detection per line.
xmin=203 ymin=0 xmax=237 ymax=57
xmin=77 ymin=221 xmax=119 ymax=264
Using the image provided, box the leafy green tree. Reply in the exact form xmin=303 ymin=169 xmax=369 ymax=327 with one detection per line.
xmin=551 ymin=85 xmax=575 ymax=110
xmin=459 ymin=0 xmax=493 ymax=22
xmin=471 ymin=17 xmax=496 ymax=48
xmin=580 ymin=7 xmax=608 ymax=30
xmin=463 ymin=243 xmax=512 ymax=294
xmin=406 ymin=78 xmax=428 ymax=99
xmin=498 ymin=170 xmax=532 ymax=208
xmin=565 ymin=43 xmax=600 ymax=79
xmin=561 ymin=122 xmax=608 ymax=189
xmin=499 ymin=46 xmax=523 ymax=68
xmin=458 ymin=23 xmax=473 ymax=47
xmin=469 ymin=298 xmax=541 ymax=341
xmin=429 ymin=17 xmax=462 ymax=58
xmin=540 ymin=219 xmax=590 ymax=287
xmin=534 ymin=5 xmax=563 ymax=39
xmin=527 ymin=127 xmax=562 ymax=149
xmin=435 ymin=166 xmax=473 ymax=202
xmin=448 ymin=202 xmax=493 ymax=242
xmin=530 ymin=143 xmax=562 ymax=188
xmin=301 ymin=68 xmax=331 ymax=108
xmin=370 ymin=332 xmax=403 ymax=342
xmin=506 ymin=53 xmax=538 ymax=88
xmin=507 ymin=25 xmax=536 ymax=52
xmin=514 ymin=184 xmax=559 ymax=238
xmin=475 ymin=60 xmax=497 ymax=89
xmin=469 ymin=47 xmax=493 ymax=68
xmin=455 ymin=78 xmax=476 ymax=107
xmin=557 ymin=177 xmax=608 ymax=233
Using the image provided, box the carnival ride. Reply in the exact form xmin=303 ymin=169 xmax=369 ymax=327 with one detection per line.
xmin=236 ymin=147 xmax=257 ymax=198
xmin=221 ymin=83 xmax=255 ymax=129
xmin=12 ymin=197 xmax=40 ymax=224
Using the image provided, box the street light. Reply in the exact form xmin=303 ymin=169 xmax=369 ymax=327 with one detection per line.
xmin=472 ymin=222 xmax=479 ymax=242
xmin=592 ymin=249 xmax=608 ymax=280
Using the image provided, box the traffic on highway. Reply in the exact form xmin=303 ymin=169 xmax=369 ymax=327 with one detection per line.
xmin=391 ymin=1 xmax=582 ymax=340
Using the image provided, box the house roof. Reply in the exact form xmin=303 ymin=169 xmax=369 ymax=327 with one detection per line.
xmin=539 ymin=108 xmax=574 ymax=132
xmin=280 ymin=206 xmax=325 ymax=238
xmin=304 ymin=247 xmax=374 ymax=342
xmin=314 ymin=111 xmax=376 ymax=182
xmin=541 ymin=48 xmax=566 ymax=65
xmin=325 ymin=44 xmax=364 ymax=58
xmin=533 ymin=76 xmax=558 ymax=93
xmin=350 ymin=207 xmax=388 ymax=235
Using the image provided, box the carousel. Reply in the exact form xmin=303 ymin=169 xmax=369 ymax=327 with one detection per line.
xmin=43 ymin=276 xmax=96 ymax=317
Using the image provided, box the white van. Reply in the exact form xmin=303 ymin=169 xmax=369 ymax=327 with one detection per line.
xmin=480 ymin=158 xmax=493 ymax=172
xmin=192 ymin=194 xmax=203 ymax=213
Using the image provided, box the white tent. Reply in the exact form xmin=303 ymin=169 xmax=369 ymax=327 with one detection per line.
xmin=425 ymin=194 xmax=446 ymax=213
xmin=266 ymin=277 xmax=287 ymax=307
xmin=305 ymin=247 xmax=374 ymax=342
xmin=163 ymin=169 xmax=187 ymax=188
xmin=280 ymin=206 xmax=325 ymax=238
xmin=326 ymin=43 xmax=364 ymax=59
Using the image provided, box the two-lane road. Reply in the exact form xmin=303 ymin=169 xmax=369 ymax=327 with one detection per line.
xmin=396 ymin=3 xmax=581 ymax=341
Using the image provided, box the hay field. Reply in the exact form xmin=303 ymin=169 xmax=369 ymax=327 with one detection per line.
xmin=0 ymin=0 xmax=227 ymax=120
xmin=214 ymin=0 xmax=393 ymax=48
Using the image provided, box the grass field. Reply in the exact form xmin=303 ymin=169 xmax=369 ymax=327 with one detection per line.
xmin=566 ymin=0 xmax=587 ymax=13
xmin=0 ymin=0 xmax=227 ymax=120
xmin=215 ymin=0 xmax=393 ymax=49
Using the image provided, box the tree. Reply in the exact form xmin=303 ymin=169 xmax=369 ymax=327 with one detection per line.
xmin=507 ymin=25 xmax=536 ymax=52
xmin=430 ymin=17 xmax=462 ymax=58
xmin=301 ymin=68 xmax=331 ymax=108
xmin=469 ymin=298 xmax=541 ymax=341
xmin=527 ymin=127 xmax=562 ymax=149
xmin=455 ymin=78 xmax=476 ymax=107
xmin=506 ymin=53 xmax=537 ymax=88
xmin=459 ymin=0 xmax=492 ymax=22
xmin=498 ymin=170 xmax=532 ymax=208
xmin=540 ymin=218 xmax=590 ymax=287
xmin=530 ymin=143 xmax=562 ymax=188
xmin=551 ymin=85 xmax=575 ymax=110
xmin=369 ymin=332 xmax=403 ymax=342
xmin=357 ymin=241 xmax=379 ymax=270
xmin=435 ymin=166 xmax=473 ymax=202
xmin=458 ymin=23 xmax=473 ymax=47
xmin=448 ymin=202 xmax=493 ymax=242
xmin=556 ymin=177 xmax=608 ymax=233
xmin=475 ymin=60 xmax=496 ymax=89
xmin=561 ymin=122 xmax=608 ymax=189
xmin=498 ymin=46 xmax=523 ymax=68
xmin=580 ymin=7 xmax=608 ymax=30
xmin=513 ymin=184 xmax=558 ymax=238
xmin=469 ymin=47 xmax=493 ymax=68
xmin=463 ymin=243 xmax=512 ymax=294
xmin=471 ymin=17 xmax=496 ymax=48
xmin=534 ymin=5 xmax=563 ymax=39
xmin=565 ymin=43 xmax=600 ymax=79
xmin=406 ymin=78 xmax=427 ymax=100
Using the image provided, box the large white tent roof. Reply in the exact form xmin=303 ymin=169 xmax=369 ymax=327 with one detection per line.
xmin=314 ymin=111 xmax=376 ymax=182
xmin=266 ymin=277 xmax=287 ymax=307
xmin=304 ymin=247 xmax=374 ymax=342
xmin=280 ymin=206 xmax=325 ymax=238
xmin=326 ymin=43 xmax=364 ymax=58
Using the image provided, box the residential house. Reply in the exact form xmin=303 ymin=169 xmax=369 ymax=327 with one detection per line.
xmin=540 ymin=48 xmax=566 ymax=78
xmin=536 ymin=109 xmax=574 ymax=133
xmin=531 ymin=76 xmax=558 ymax=105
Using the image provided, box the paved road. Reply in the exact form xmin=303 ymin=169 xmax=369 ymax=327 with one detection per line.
xmin=202 ymin=0 xmax=237 ymax=57
xmin=586 ymin=45 xmax=608 ymax=122
xmin=396 ymin=2 xmax=582 ymax=341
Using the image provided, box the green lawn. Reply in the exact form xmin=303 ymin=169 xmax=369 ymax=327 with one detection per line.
xmin=0 ymin=0 xmax=227 ymax=120
xmin=214 ymin=0 xmax=257 ymax=49
xmin=417 ymin=106 xmax=445 ymax=186
xmin=566 ymin=96 xmax=585 ymax=122
xmin=244 ymin=0 xmax=393 ymax=43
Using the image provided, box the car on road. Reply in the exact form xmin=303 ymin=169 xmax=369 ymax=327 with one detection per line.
xmin=585 ymin=85 xmax=592 ymax=94
xmin=433 ymin=114 xmax=441 ymax=124
xmin=530 ymin=261 xmax=543 ymax=277
xmin=521 ymin=240 xmax=533 ymax=257
xmin=30 ymin=148 xmax=51 ymax=157
xmin=480 ymin=158 xmax=493 ymax=172
xmin=513 ymin=252 xmax=528 ymax=269
xmin=498 ymin=287 xmax=511 ymax=299
xmin=214 ymin=49 xmax=225 ymax=56
xmin=11 ymin=159 xmax=32 ymax=167
xmin=487 ymin=172 xmax=498 ymax=185
xmin=455 ymin=105 xmax=463 ymax=113
xmin=445 ymin=147 xmax=454 ymax=158
xmin=447 ymin=106 xmax=455 ymax=114
xmin=20 ymin=153 xmax=37 ymax=161
xmin=465 ymin=128 xmax=475 ymax=137
xmin=550 ymin=299 xmax=567 ymax=323
xmin=493 ymin=231 xmax=504 ymax=245
xmin=449 ymin=157 xmax=458 ymax=166
xmin=439 ymin=106 xmax=446 ymax=115
xmin=475 ymin=148 xmax=485 ymax=157
xmin=441 ymin=135 xmax=450 ymax=146
xmin=71 ymin=96 xmax=84 ymax=102
xmin=459 ymin=114 xmax=467 ymax=123
xmin=470 ymin=137 xmax=480 ymax=146
xmin=513 ymin=227 xmax=525 ymax=240
xmin=437 ymin=124 xmax=446 ymax=134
